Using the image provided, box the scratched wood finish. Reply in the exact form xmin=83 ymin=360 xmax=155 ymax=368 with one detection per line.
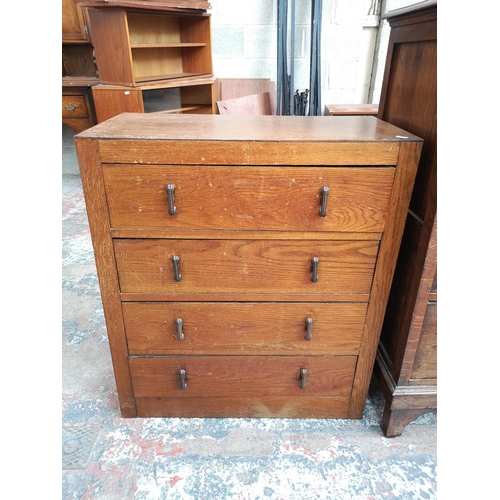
xmin=103 ymin=165 xmax=395 ymax=232
xmin=347 ymin=140 xmax=421 ymax=418
xmin=78 ymin=114 xmax=420 ymax=166
xmin=74 ymin=138 xmax=137 ymax=416
xmin=122 ymin=302 xmax=368 ymax=355
xmin=75 ymin=114 xmax=422 ymax=419
xmin=129 ymin=356 xmax=357 ymax=398
xmin=135 ymin=396 xmax=351 ymax=419
xmin=114 ymin=239 xmax=379 ymax=296
xmin=99 ymin=139 xmax=399 ymax=166
xmin=79 ymin=113 xmax=418 ymax=143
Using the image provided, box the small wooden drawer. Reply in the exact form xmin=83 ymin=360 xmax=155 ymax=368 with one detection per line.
xmin=114 ymin=238 xmax=379 ymax=299
xmin=123 ymin=302 xmax=368 ymax=355
xmin=62 ymin=94 xmax=89 ymax=118
xmin=129 ymin=355 xmax=357 ymax=398
xmin=102 ymin=165 xmax=395 ymax=232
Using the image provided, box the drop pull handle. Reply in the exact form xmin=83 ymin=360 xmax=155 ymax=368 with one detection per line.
xmin=166 ymin=184 xmax=176 ymax=215
xmin=300 ymin=368 xmax=307 ymax=389
xmin=319 ymin=186 xmax=329 ymax=217
xmin=172 ymin=255 xmax=182 ymax=282
xmin=179 ymin=369 xmax=187 ymax=390
xmin=175 ymin=318 xmax=184 ymax=340
xmin=305 ymin=318 xmax=313 ymax=341
xmin=311 ymin=257 xmax=319 ymax=282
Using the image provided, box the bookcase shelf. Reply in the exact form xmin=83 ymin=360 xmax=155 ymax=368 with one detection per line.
xmin=88 ymin=8 xmax=213 ymax=87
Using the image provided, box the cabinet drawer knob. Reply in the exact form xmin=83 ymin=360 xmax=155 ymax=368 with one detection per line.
xmin=300 ymin=368 xmax=307 ymax=389
xmin=175 ymin=318 xmax=184 ymax=340
xmin=319 ymin=186 xmax=329 ymax=217
xmin=64 ymin=102 xmax=78 ymax=113
xmin=179 ymin=369 xmax=187 ymax=390
xmin=305 ymin=317 xmax=313 ymax=341
xmin=166 ymin=184 xmax=177 ymax=215
xmin=172 ymin=255 xmax=182 ymax=281
xmin=311 ymin=257 xmax=319 ymax=282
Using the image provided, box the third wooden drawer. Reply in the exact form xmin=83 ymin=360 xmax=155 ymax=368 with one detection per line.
xmin=123 ymin=302 xmax=368 ymax=355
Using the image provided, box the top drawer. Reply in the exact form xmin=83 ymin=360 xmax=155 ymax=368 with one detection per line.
xmin=102 ymin=165 xmax=395 ymax=232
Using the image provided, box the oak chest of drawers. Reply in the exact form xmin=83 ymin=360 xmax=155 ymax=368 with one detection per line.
xmin=75 ymin=113 xmax=422 ymax=419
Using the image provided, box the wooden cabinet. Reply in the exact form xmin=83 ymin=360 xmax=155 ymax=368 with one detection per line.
xmin=63 ymin=0 xmax=90 ymax=42
xmin=62 ymin=0 xmax=99 ymax=133
xmin=375 ymin=0 xmax=437 ymax=437
xmin=87 ymin=7 xmax=212 ymax=87
xmin=62 ymin=81 xmax=98 ymax=134
xmin=92 ymin=78 xmax=215 ymax=122
xmin=75 ymin=113 xmax=421 ymax=419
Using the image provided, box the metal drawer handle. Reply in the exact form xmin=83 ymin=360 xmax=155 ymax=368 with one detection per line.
xmin=166 ymin=184 xmax=177 ymax=215
xmin=175 ymin=318 xmax=184 ymax=340
xmin=172 ymin=255 xmax=182 ymax=282
xmin=311 ymin=257 xmax=319 ymax=282
xmin=319 ymin=186 xmax=329 ymax=217
xmin=300 ymin=368 xmax=307 ymax=389
xmin=64 ymin=102 xmax=78 ymax=113
xmin=305 ymin=317 xmax=313 ymax=341
xmin=179 ymin=369 xmax=187 ymax=390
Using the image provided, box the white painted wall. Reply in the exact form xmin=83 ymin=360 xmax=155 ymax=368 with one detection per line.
xmin=210 ymin=0 xmax=419 ymax=107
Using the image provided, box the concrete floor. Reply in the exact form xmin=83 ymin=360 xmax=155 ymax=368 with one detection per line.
xmin=62 ymin=133 xmax=437 ymax=499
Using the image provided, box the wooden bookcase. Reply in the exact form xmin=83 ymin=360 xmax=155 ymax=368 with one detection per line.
xmin=87 ymin=7 xmax=213 ymax=87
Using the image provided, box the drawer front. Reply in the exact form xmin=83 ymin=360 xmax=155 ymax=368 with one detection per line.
xmin=62 ymin=95 xmax=88 ymax=118
xmin=134 ymin=396 xmax=351 ymax=419
xmin=129 ymin=355 xmax=357 ymax=398
xmin=123 ymin=302 xmax=368 ymax=355
xmin=114 ymin=239 xmax=378 ymax=296
xmin=102 ymin=165 xmax=395 ymax=232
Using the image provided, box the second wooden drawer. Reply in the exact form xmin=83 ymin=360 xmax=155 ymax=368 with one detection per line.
xmin=114 ymin=238 xmax=379 ymax=298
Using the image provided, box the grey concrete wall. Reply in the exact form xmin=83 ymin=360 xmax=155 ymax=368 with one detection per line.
xmin=210 ymin=0 xmax=418 ymax=107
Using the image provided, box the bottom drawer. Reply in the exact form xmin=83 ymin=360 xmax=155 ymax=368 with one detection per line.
xmin=130 ymin=355 xmax=357 ymax=418
xmin=135 ymin=395 xmax=352 ymax=419
xmin=130 ymin=355 xmax=356 ymax=398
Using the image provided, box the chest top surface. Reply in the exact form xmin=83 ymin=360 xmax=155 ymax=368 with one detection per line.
xmin=75 ymin=113 xmax=421 ymax=144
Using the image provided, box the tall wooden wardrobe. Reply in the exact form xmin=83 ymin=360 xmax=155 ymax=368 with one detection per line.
xmin=375 ymin=0 xmax=437 ymax=437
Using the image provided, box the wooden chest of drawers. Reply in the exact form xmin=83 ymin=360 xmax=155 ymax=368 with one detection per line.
xmin=75 ymin=114 xmax=422 ymax=419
